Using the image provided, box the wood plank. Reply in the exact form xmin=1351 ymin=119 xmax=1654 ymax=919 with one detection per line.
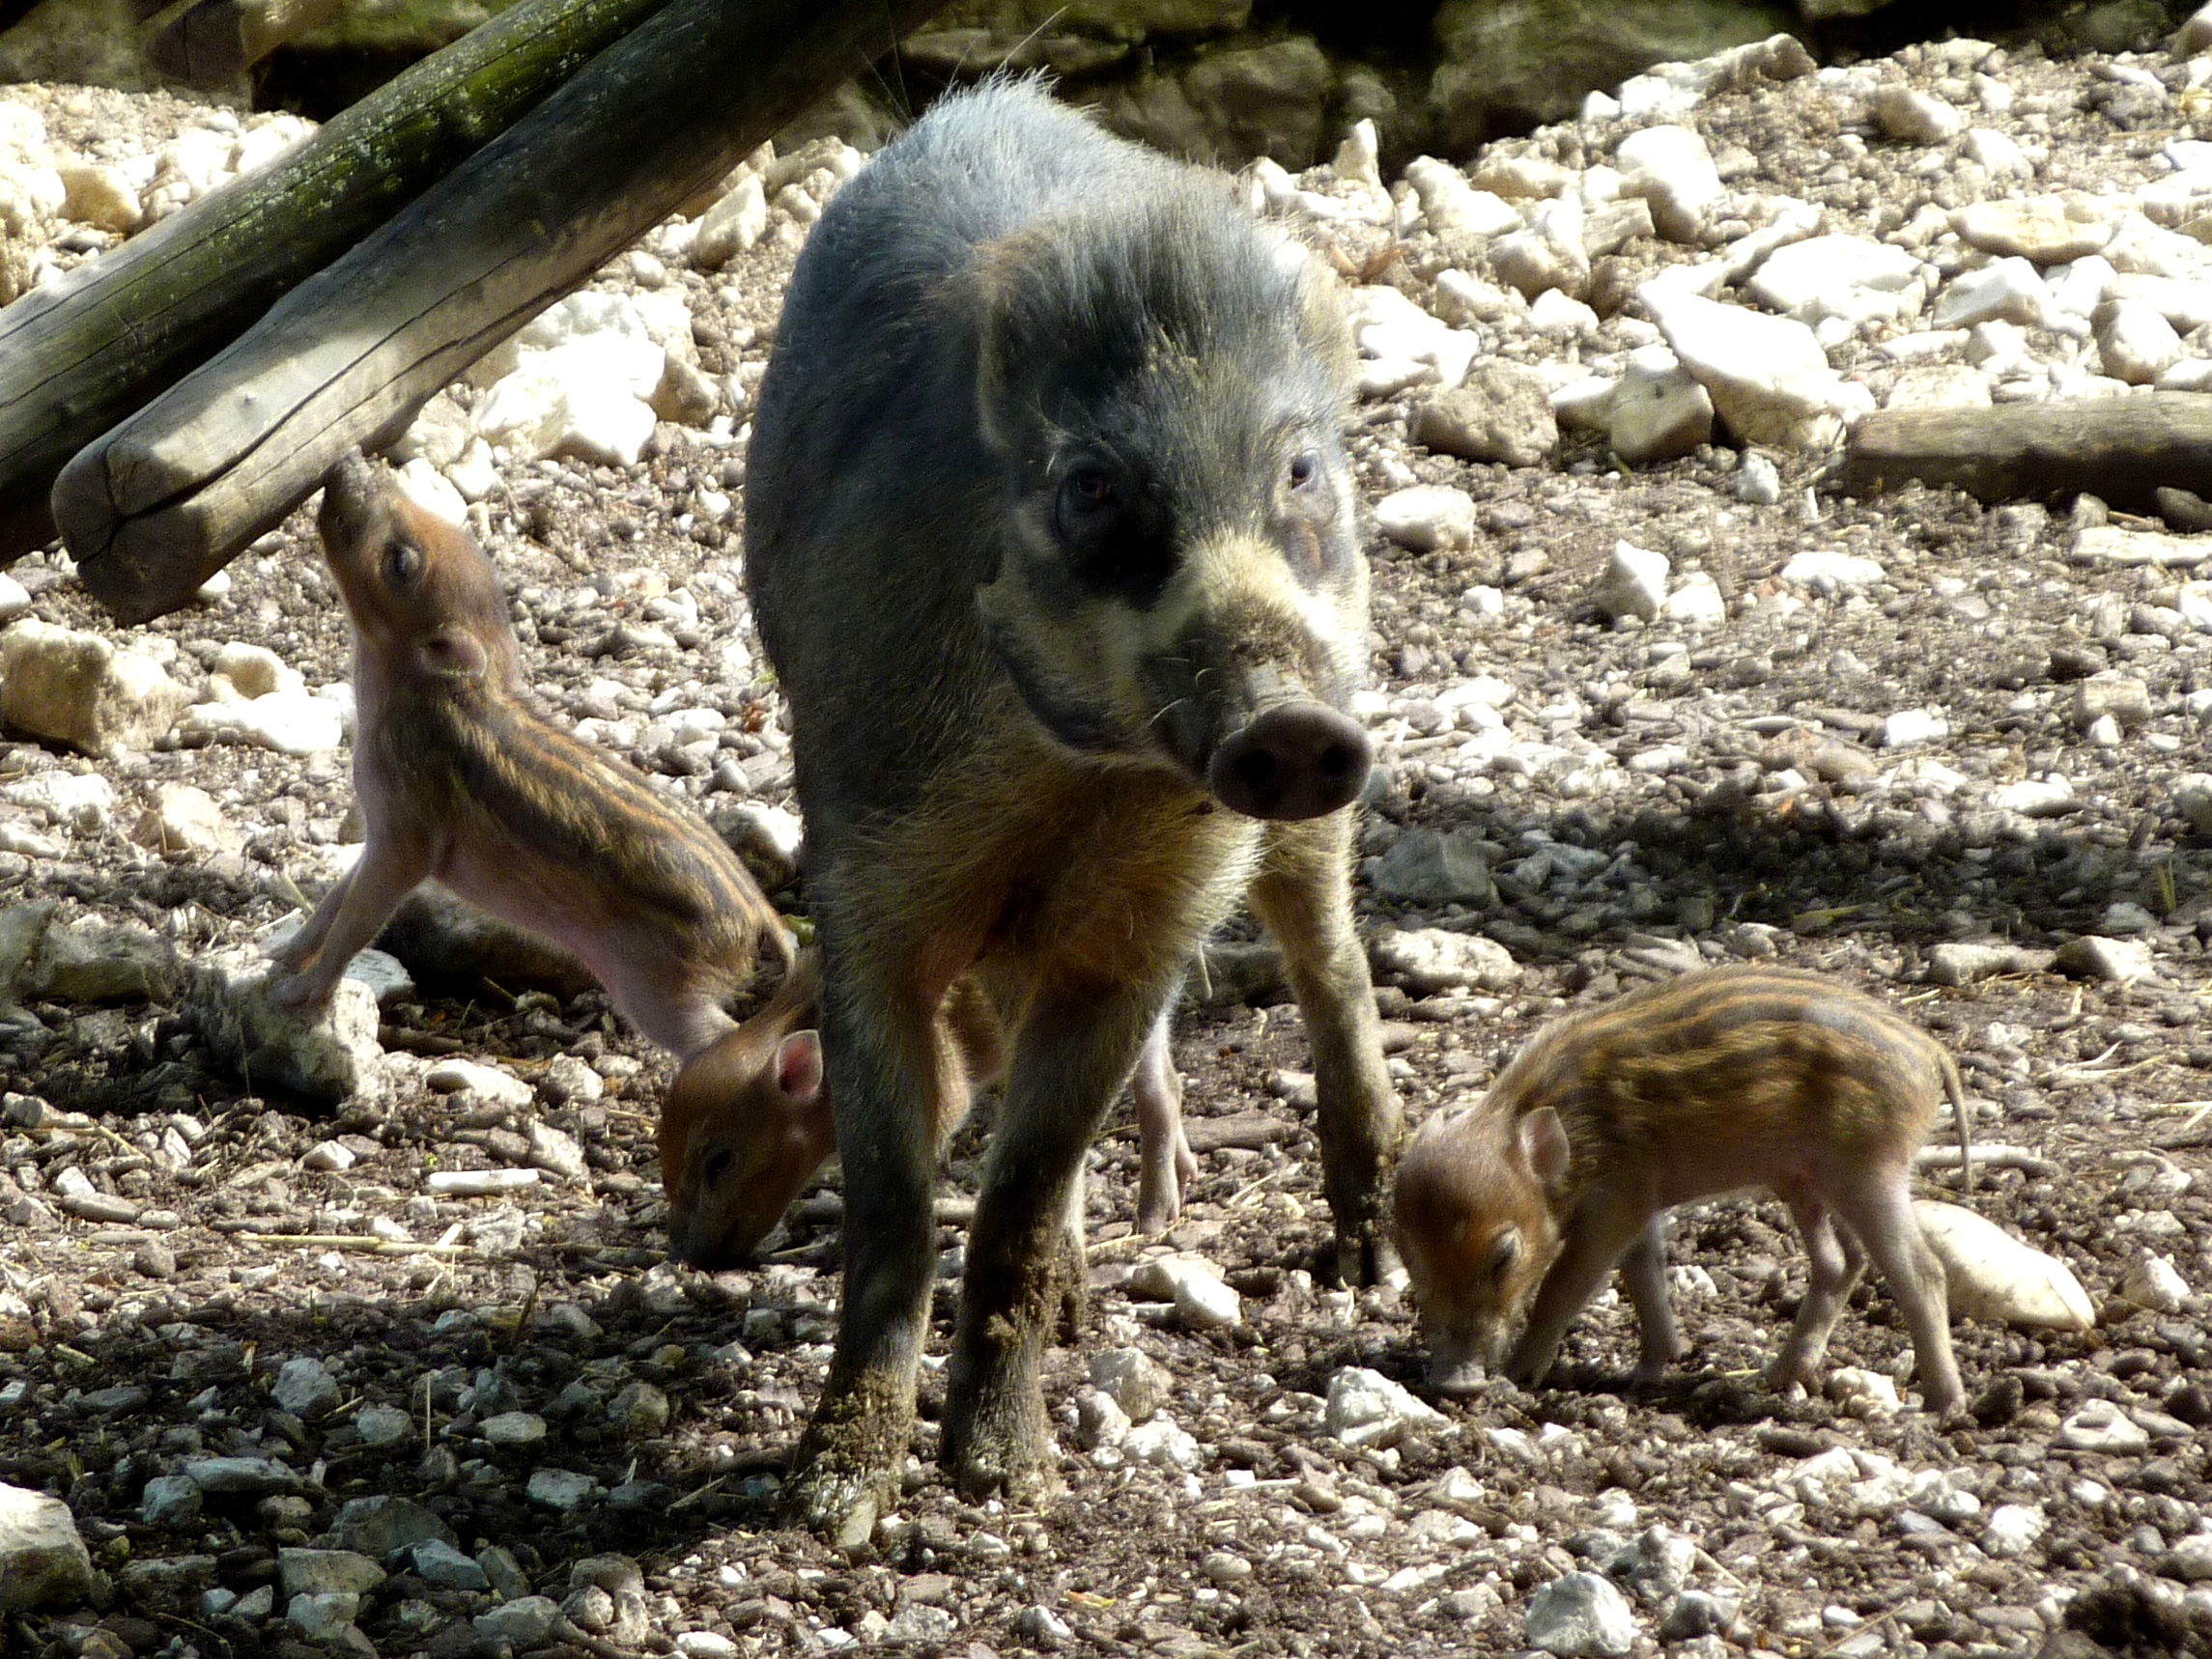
xmin=0 ymin=0 xmax=676 ymax=564
xmin=61 ymin=0 xmax=945 ymax=623
xmin=1836 ymin=393 xmax=2212 ymax=513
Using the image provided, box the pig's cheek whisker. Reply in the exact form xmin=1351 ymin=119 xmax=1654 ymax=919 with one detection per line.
xmin=1146 ymin=698 xmax=1194 ymax=733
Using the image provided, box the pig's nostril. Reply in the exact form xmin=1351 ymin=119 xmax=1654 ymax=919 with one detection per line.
xmin=1206 ymin=704 xmax=1373 ymax=821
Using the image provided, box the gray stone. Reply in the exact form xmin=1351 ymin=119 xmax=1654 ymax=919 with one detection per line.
xmin=332 ymin=1495 xmax=454 ymax=1560
xmin=1090 ymin=1347 xmax=1167 ymax=1423
xmin=1412 ymin=363 xmax=1558 ymax=468
xmin=140 ymin=1474 xmax=203 ymax=1530
xmin=476 ymin=1594 xmax=563 ymax=1646
xmin=411 ymin=1539 xmax=490 ymax=1590
xmin=608 ymin=1382 xmax=671 ymax=1436
xmin=0 ymin=1482 xmax=94 ymax=1613
xmin=1659 ymin=1589 xmax=1740 ymax=1641
xmin=354 ymin=1403 xmax=412 ymax=1447
xmin=2162 ymin=1533 xmax=2212 ymax=1583
xmin=1370 ymin=925 xmax=1520 ymax=995
xmin=18 ymin=915 xmax=177 ymax=1004
xmin=278 ymin=1548 xmax=386 ymax=1598
xmin=272 ymin=1356 xmax=341 ymax=1419
xmin=1526 ymin=1570 xmax=1639 ymax=1656
xmin=287 ymin=1591 xmax=361 ymax=1639
xmin=2072 ymin=672 xmax=2153 ymax=729
xmin=188 ymin=946 xmax=385 ymax=1110
xmin=1927 ymin=942 xmax=2053 ymax=986
xmin=2055 ymin=935 xmax=2155 ymax=985
xmin=480 ymin=1411 xmax=548 ymax=1448
xmin=1074 ymin=1387 xmax=1131 ymax=1450
xmin=184 ymin=1455 xmax=308 ymax=1496
xmin=1609 ymin=348 xmax=1714 ymax=464
xmin=478 ymin=1545 xmax=531 ymax=1600
xmin=1371 ymin=829 xmax=1494 ymax=905
xmin=526 ymin=1468 xmax=600 ymax=1510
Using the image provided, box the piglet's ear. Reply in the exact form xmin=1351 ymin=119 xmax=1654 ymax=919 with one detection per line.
xmin=1519 ymin=1107 xmax=1571 ymax=1188
xmin=416 ymin=631 xmax=488 ymax=679
xmin=777 ymin=1030 xmax=823 ymax=1104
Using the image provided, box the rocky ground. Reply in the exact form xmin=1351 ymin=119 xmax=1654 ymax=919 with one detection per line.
xmin=8 ymin=15 xmax=2212 ymax=1659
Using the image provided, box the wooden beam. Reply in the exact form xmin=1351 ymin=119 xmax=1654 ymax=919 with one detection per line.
xmin=0 ymin=0 xmax=676 ymax=565
xmin=60 ymin=0 xmax=945 ymax=624
xmin=1835 ymin=394 xmax=2212 ymax=514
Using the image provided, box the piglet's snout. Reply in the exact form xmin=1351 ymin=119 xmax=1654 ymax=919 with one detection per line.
xmin=1426 ymin=1340 xmax=1490 ymax=1398
xmin=1208 ymin=701 xmax=1371 ymax=820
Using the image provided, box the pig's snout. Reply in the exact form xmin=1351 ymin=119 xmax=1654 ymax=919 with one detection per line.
xmin=1426 ymin=1336 xmax=1491 ymax=1398
xmin=1207 ymin=702 xmax=1372 ymax=820
xmin=317 ymin=448 xmax=384 ymax=548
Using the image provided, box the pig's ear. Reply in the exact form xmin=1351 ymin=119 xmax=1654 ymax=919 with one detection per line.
xmin=776 ymin=1030 xmax=823 ymax=1104
xmin=416 ymin=630 xmax=487 ymax=679
xmin=1519 ymin=1107 xmax=1571 ymax=1187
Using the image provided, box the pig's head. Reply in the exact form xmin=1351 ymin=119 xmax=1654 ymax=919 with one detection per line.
xmin=1394 ymin=1103 xmax=1572 ymax=1394
xmin=317 ymin=449 xmax=517 ymax=689
xmin=970 ymin=189 xmax=1374 ymax=821
xmin=660 ymin=1017 xmax=836 ymax=1270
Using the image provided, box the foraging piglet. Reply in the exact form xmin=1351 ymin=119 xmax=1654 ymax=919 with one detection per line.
xmin=271 ymin=451 xmax=790 ymax=1055
xmin=1394 ymin=968 xmax=1971 ymax=1415
xmin=661 ymin=949 xmax=1194 ymax=1268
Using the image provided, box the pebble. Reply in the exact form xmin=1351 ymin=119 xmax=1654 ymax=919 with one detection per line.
xmin=1644 ymin=289 xmax=1869 ymax=452
xmin=1404 ymin=158 xmax=1520 ymax=239
xmin=424 ymin=1056 xmax=533 ymax=1110
xmin=279 ymin=1548 xmax=385 ymax=1598
xmin=2054 ymin=934 xmax=2154 ymax=985
xmin=1089 ymin=1347 xmax=1166 ymax=1423
xmin=1933 ymin=258 xmax=2050 ymax=329
xmin=1980 ymin=1504 xmax=2048 ymax=1559
xmin=287 ymin=1591 xmax=361 ymax=1640
xmin=1871 ymin=85 xmax=1963 ymax=145
xmin=175 ymin=689 xmax=346 ymax=755
xmin=354 ymin=1403 xmax=411 ymax=1447
xmin=1609 ymin=347 xmax=1713 ymax=464
xmin=2056 ymin=1401 xmax=2152 ymax=1455
xmin=1123 ymin=1416 xmax=1203 ymax=1472
xmin=1748 ymin=235 xmax=1921 ymax=328
xmin=1324 ymin=1365 xmax=1445 ymax=1449
xmin=130 ymin=782 xmax=241 ymax=857
xmin=411 ymin=1539 xmax=490 ymax=1589
xmin=1526 ymin=1570 xmax=1639 ymax=1657
xmin=1880 ymin=709 xmax=1947 ymax=749
xmin=1591 ymin=540 xmax=1669 ymax=624
xmin=139 ymin=1474 xmax=202 ymax=1530
xmin=1375 ymin=485 xmax=1477 ymax=551
xmin=525 ymin=1468 xmax=599 ymax=1510
xmin=188 ymin=947 xmax=385 ymax=1109
xmin=425 ymin=1167 xmax=540 ymax=1195
xmin=2098 ymin=299 xmax=2182 ymax=384
xmin=1127 ymin=1254 xmax=1241 ymax=1330
xmin=676 ymin=1633 xmax=741 ymax=1659
xmin=608 ymin=1381 xmax=671 ymax=1435
xmin=1073 ymin=1387 xmax=1130 ymax=1451
xmin=182 ymin=1455 xmax=307 ymax=1496
xmin=272 ymin=1357 xmax=341 ymax=1419
xmin=2121 ymin=1252 xmax=2190 ymax=1313
xmin=1736 ymin=453 xmax=1783 ymax=504
xmin=1780 ymin=549 xmax=1885 ymax=595
xmin=1615 ymin=124 xmax=1722 ymax=242
xmin=1370 ymin=925 xmax=1519 ymax=995
xmin=526 ymin=1118 xmax=591 ymax=1182
xmin=475 ymin=1594 xmax=563 ymax=1645
xmin=1660 ymin=1589 xmax=1739 ymax=1641
xmin=1491 ymin=196 xmax=1590 ymax=301
xmin=474 ymin=292 xmax=667 ymax=466
xmin=1371 ymin=828 xmax=1494 ymax=905
xmin=481 ymin=1410 xmax=549 ymax=1448
xmin=1955 ymin=196 xmax=2118 ymax=264
xmin=2162 ymin=1534 xmax=2212 ymax=1584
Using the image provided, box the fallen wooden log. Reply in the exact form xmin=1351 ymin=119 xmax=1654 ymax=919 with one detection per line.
xmin=1835 ymin=394 xmax=2212 ymax=514
xmin=60 ymin=0 xmax=944 ymax=624
xmin=0 ymin=0 xmax=674 ymax=565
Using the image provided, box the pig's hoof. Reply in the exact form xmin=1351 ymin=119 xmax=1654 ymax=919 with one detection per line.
xmin=786 ymin=1465 xmax=884 ymax=1551
xmin=1330 ymin=1222 xmax=1402 ymax=1289
xmin=266 ymin=971 xmax=323 ymax=1010
xmin=943 ymin=1401 xmax=1060 ymax=1504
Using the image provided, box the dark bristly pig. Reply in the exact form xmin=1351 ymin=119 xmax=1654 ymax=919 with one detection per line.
xmin=743 ymin=79 xmax=1401 ymax=1538
xmin=273 ymin=451 xmax=791 ymax=1058
xmin=1394 ymin=967 xmax=1973 ymax=1416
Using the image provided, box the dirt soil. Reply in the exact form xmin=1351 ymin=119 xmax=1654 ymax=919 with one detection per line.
xmin=4 ymin=25 xmax=2212 ymax=1659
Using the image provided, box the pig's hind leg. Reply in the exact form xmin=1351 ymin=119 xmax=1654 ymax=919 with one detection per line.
xmin=1830 ymin=1173 xmax=1964 ymax=1416
xmin=1768 ymin=1191 xmax=1864 ymax=1396
xmin=1621 ymin=1216 xmax=1690 ymax=1383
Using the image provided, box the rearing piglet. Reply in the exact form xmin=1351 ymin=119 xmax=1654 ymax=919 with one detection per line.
xmin=1394 ymin=967 xmax=1972 ymax=1415
xmin=270 ymin=451 xmax=791 ymax=1056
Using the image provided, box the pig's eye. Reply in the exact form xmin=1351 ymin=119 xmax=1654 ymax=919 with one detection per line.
xmin=1055 ymin=465 xmax=1119 ymax=535
xmin=703 ymin=1148 xmax=736 ymax=1187
xmin=384 ymin=542 xmax=423 ymax=589
xmin=1483 ymin=1231 xmax=1522 ymax=1282
xmin=1289 ymin=450 xmax=1320 ymax=491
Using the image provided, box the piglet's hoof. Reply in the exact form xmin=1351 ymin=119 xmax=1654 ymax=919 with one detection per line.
xmin=266 ymin=971 xmax=322 ymax=1009
xmin=786 ymin=1465 xmax=882 ymax=1552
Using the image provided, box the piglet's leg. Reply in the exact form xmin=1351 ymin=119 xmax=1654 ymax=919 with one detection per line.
xmin=269 ymin=863 xmax=354 ymax=971
xmin=1834 ymin=1176 xmax=1964 ymax=1417
xmin=1132 ymin=1007 xmax=1195 ymax=1235
xmin=1768 ymin=1194 xmax=1863 ymax=1395
xmin=1506 ymin=1195 xmax=1646 ymax=1389
xmin=1620 ymin=1216 xmax=1689 ymax=1382
xmin=270 ymin=833 xmax=430 ymax=1008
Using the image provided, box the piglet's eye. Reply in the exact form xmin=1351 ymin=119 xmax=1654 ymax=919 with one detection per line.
xmin=703 ymin=1149 xmax=736 ymax=1187
xmin=1483 ymin=1231 xmax=1522 ymax=1282
xmin=384 ymin=543 xmax=424 ymax=588
xmin=1289 ymin=450 xmax=1320 ymax=490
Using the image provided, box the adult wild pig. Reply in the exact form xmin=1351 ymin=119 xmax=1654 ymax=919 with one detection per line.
xmin=745 ymin=81 xmax=1399 ymax=1538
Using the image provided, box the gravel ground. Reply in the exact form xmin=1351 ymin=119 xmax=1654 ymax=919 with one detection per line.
xmin=5 ymin=23 xmax=2212 ymax=1659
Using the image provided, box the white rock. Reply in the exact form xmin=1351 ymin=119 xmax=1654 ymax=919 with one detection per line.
xmin=1993 ymin=776 xmax=2076 ymax=817
xmin=1402 ymin=157 xmax=1521 ymax=239
xmin=0 ymin=1481 xmax=95 ymax=1614
xmin=1825 ymin=1367 xmax=1900 ymax=1417
xmin=393 ymin=458 xmax=468 ymax=525
xmin=176 ymin=690 xmax=345 ymax=756
xmin=1432 ymin=267 xmax=1520 ymax=327
xmin=1127 ymin=1255 xmax=1240 ymax=1330
xmin=1492 ymin=195 xmax=1588 ymax=300
xmin=188 ymin=948 xmax=384 ymax=1110
xmin=1123 ymin=1417 xmax=1203 ymax=1473
xmin=1781 ymin=549 xmax=1886 ymax=595
xmin=1615 ymin=125 xmax=1722 ymax=243
xmin=1914 ymin=1200 xmax=2094 ymax=1330
xmin=1610 ymin=345 xmax=1725 ymax=462
xmin=424 ymin=1058 xmax=534 ymax=1111
xmin=1553 ymin=375 xmax=1619 ymax=432
xmin=302 ymin=1140 xmax=355 ymax=1173
xmin=2121 ymin=1251 xmax=2191 ymax=1313
xmin=2098 ymin=300 xmax=2183 ymax=384
xmin=2056 ymin=934 xmax=2154 ymax=984
xmin=693 ymin=175 xmax=769 ymax=267
xmin=1591 ymin=541 xmax=1670 ymax=623
xmin=1938 ymin=258 xmax=2056 ymax=331
xmin=1324 ymin=1366 xmax=1445 ymax=1449
xmin=1880 ymin=709 xmax=1947 ymax=749
xmin=1643 ymin=290 xmax=1871 ymax=452
xmin=210 ymin=642 xmax=300 ymax=701
xmin=1871 ymin=85 xmax=1963 ymax=144
xmin=1089 ymin=1347 xmax=1166 ymax=1423
xmin=2 ymin=772 xmax=115 ymax=832
xmin=55 ymin=161 xmax=139 ymax=233
xmin=1749 ymin=235 xmax=1922 ymax=327
xmin=0 ymin=621 xmax=191 ymax=756
xmin=1963 ymin=127 xmax=2031 ymax=180
xmin=0 ymin=576 xmax=25 ymax=624
xmin=474 ymin=292 xmax=666 ymax=466
xmin=1369 ymin=926 xmax=1519 ymax=995
xmin=1981 ymin=1504 xmax=2047 ymax=1559
xmin=1737 ymin=453 xmax=1783 ymax=504
xmin=1525 ymin=1571 xmax=1638 ymax=1657
xmin=425 ymin=1168 xmax=540 ymax=1196
xmin=132 ymin=783 xmax=243 ymax=858
xmin=1072 ymin=1387 xmax=1130 ymax=1451
xmin=1954 ymin=195 xmax=2118 ymax=265
xmin=1375 ymin=486 xmax=1477 ymax=552
xmin=2056 ymin=1398 xmax=2152 ymax=1455
xmin=1663 ymin=573 xmax=1726 ymax=626
xmin=1528 ymin=288 xmax=1599 ymax=336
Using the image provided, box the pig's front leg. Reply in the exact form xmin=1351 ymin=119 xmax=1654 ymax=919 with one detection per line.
xmin=269 ymin=833 xmax=431 ymax=1008
xmin=1507 ymin=1192 xmax=1649 ymax=1389
xmin=268 ymin=862 xmax=355 ymax=972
